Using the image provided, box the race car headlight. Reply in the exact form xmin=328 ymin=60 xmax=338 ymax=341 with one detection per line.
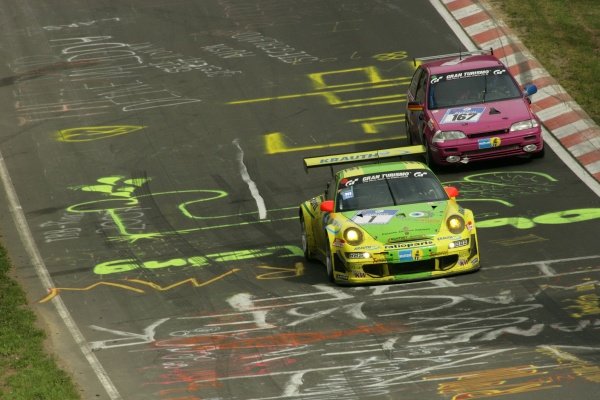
xmin=510 ymin=119 xmax=539 ymax=132
xmin=432 ymin=130 xmax=466 ymax=143
xmin=343 ymin=228 xmax=364 ymax=245
xmin=446 ymin=215 xmax=465 ymax=234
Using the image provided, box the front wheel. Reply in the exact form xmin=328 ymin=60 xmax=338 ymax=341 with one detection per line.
xmin=424 ymin=139 xmax=434 ymax=167
xmin=325 ymin=245 xmax=335 ymax=283
xmin=531 ymin=146 xmax=545 ymax=159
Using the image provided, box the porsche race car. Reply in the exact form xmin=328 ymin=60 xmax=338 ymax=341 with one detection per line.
xmin=299 ymin=145 xmax=480 ymax=285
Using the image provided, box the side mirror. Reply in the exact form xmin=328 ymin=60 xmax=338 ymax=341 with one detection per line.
xmin=320 ymin=200 xmax=334 ymax=213
xmin=524 ymin=84 xmax=537 ymax=97
xmin=407 ymin=101 xmax=424 ymax=111
xmin=444 ymin=186 xmax=460 ymax=198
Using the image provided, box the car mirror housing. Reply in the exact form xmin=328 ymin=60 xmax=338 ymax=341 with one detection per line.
xmin=524 ymin=84 xmax=538 ymax=97
xmin=444 ymin=186 xmax=460 ymax=198
xmin=320 ymin=200 xmax=334 ymax=212
xmin=407 ymin=101 xmax=424 ymax=111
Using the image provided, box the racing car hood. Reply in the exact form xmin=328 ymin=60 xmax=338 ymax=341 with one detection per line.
xmin=340 ymin=201 xmax=450 ymax=243
xmin=429 ymin=98 xmax=534 ymax=135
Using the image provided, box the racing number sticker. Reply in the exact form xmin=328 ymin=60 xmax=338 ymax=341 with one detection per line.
xmin=352 ymin=209 xmax=396 ymax=224
xmin=441 ymin=107 xmax=485 ymax=124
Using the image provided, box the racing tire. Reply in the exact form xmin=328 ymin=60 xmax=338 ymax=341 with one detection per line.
xmin=531 ymin=146 xmax=545 ymax=159
xmin=423 ymin=139 xmax=434 ymax=167
xmin=325 ymin=244 xmax=335 ymax=283
xmin=300 ymin=218 xmax=313 ymax=260
xmin=405 ymin=118 xmax=413 ymax=145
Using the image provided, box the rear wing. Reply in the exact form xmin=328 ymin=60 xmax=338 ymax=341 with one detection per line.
xmin=303 ymin=145 xmax=425 ymax=171
xmin=413 ymin=48 xmax=493 ymax=66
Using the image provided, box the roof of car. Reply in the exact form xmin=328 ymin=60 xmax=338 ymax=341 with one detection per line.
xmin=338 ymin=161 xmax=430 ymax=179
xmin=421 ymin=54 xmax=506 ymax=75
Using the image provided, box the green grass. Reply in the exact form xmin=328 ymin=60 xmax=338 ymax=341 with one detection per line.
xmin=488 ymin=0 xmax=600 ymax=124
xmin=0 ymin=2 xmax=598 ymax=399
xmin=0 ymin=245 xmax=80 ymax=400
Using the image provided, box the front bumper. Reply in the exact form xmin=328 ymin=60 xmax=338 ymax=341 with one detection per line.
xmin=430 ymin=129 xmax=543 ymax=165
xmin=333 ymin=235 xmax=480 ymax=284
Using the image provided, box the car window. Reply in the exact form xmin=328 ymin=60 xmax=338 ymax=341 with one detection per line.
xmin=428 ymin=67 xmax=521 ymax=109
xmin=335 ymin=170 xmax=447 ymax=212
xmin=414 ymin=71 xmax=428 ymax=103
xmin=408 ymin=68 xmax=423 ymax=99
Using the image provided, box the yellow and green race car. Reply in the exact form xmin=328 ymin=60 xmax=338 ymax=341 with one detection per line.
xmin=299 ymin=145 xmax=480 ymax=285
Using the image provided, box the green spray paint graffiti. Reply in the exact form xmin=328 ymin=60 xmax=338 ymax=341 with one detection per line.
xmin=442 ymin=171 xmax=558 ymax=207
xmin=67 ymin=173 xmax=599 ymax=246
xmin=476 ymin=209 xmax=600 ymax=229
xmin=94 ymin=245 xmax=303 ymax=275
xmin=67 ymin=176 xmax=296 ymax=242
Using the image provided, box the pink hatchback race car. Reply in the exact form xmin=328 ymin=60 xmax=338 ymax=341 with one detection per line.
xmin=405 ymin=50 xmax=544 ymax=167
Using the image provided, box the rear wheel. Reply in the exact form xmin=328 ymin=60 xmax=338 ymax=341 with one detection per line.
xmin=300 ymin=218 xmax=312 ymax=260
xmin=405 ymin=118 xmax=413 ymax=145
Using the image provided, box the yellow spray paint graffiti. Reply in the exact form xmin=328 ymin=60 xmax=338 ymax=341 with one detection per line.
xmin=228 ymin=65 xmax=414 ymax=154
xmin=427 ymin=365 xmax=560 ymax=399
xmin=564 ymin=293 xmax=600 ymax=319
xmin=57 ymin=125 xmax=146 ymax=142
xmin=93 ymin=245 xmax=304 ymax=275
xmin=38 ymin=269 xmax=240 ymax=303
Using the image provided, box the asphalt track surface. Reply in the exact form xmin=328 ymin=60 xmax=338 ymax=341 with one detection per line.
xmin=0 ymin=1 xmax=599 ymax=399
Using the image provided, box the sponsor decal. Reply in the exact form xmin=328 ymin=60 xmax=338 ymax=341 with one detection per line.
xmin=471 ymin=257 xmax=479 ymax=265
xmin=335 ymin=273 xmax=348 ymax=281
xmin=353 ymin=271 xmax=367 ymax=278
xmin=450 ymin=239 xmax=469 ymax=248
xmin=341 ymin=187 xmax=354 ymax=200
xmin=343 ymin=178 xmax=359 ymax=187
xmin=478 ymin=137 xmax=502 ymax=149
xmin=319 ymin=153 xmax=378 ymax=164
xmin=441 ymin=107 xmax=485 ymax=124
xmin=385 ymin=240 xmax=433 ymax=249
xmin=445 ymin=69 xmax=491 ymax=80
xmin=399 ymin=249 xmax=413 ymax=261
xmin=409 ymin=211 xmax=427 ymax=218
xmin=333 ymin=238 xmax=344 ymax=248
xmin=437 ymin=235 xmax=461 ymax=241
xmin=355 ymin=245 xmax=379 ymax=250
xmin=346 ymin=252 xmax=366 ymax=259
xmin=362 ymin=171 xmax=410 ymax=183
xmin=310 ymin=197 xmax=319 ymax=211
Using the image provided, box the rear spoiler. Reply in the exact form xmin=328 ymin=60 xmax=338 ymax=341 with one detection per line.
xmin=303 ymin=145 xmax=425 ymax=172
xmin=413 ymin=48 xmax=493 ymax=66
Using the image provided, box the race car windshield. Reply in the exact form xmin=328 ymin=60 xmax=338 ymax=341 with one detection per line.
xmin=428 ymin=67 xmax=522 ymax=110
xmin=336 ymin=170 xmax=447 ymax=212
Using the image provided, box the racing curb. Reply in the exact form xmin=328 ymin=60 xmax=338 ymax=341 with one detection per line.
xmin=441 ymin=0 xmax=600 ymax=182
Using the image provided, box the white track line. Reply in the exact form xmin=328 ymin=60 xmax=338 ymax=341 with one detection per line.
xmin=233 ymin=139 xmax=267 ymax=219
xmin=0 ymin=153 xmax=122 ymax=399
